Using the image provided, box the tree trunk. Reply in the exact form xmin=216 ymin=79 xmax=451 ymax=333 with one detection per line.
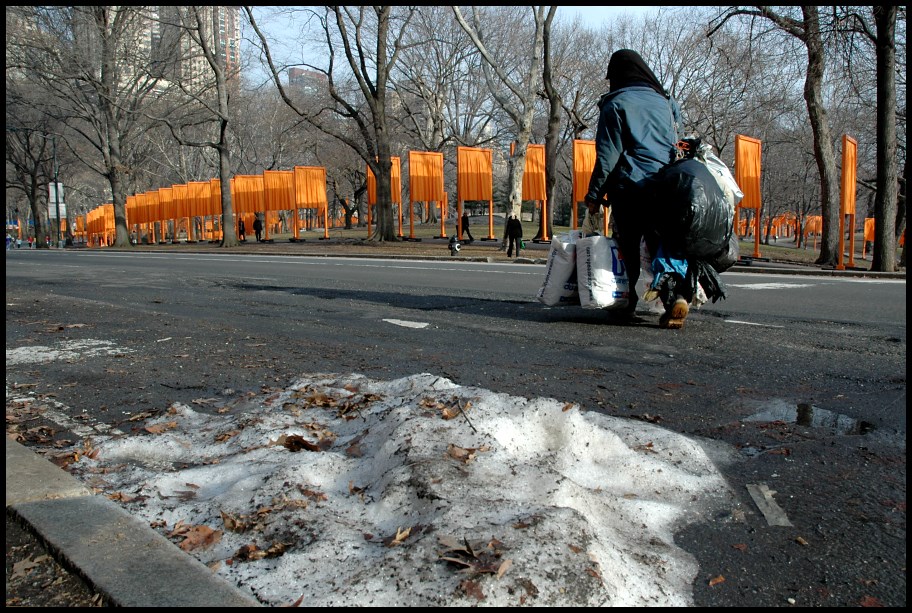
xmin=871 ymin=5 xmax=898 ymax=272
xmin=801 ymin=7 xmax=839 ymax=267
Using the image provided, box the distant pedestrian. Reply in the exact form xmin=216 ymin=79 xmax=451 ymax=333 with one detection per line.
xmin=28 ymin=236 xmax=34 ymax=249
xmin=506 ymin=214 xmax=523 ymax=258
xmin=253 ymin=216 xmax=263 ymax=242
xmin=461 ymin=210 xmax=474 ymax=242
xmin=18 ymin=237 xmax=23 ymax=249
xmin=238 ymin=218 xmax=246 ymax=241
xmin=5 ymin=235 xmax=10 ymax=250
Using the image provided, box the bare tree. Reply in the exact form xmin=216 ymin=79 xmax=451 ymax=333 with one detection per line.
xmin=147 ymin=7 xmax=242 ymax=247
xmin=709 ymin=6 xmax=841 ymax=266
xmin=867 ymin=6 xmax=900 ymax=272
xmin=245 ymin=6 xmax=416 ymax=242
xmin=453 ymin=6 xmax=549 ymax=245
xmin=7 ymin=6 xmax=170 ymax=248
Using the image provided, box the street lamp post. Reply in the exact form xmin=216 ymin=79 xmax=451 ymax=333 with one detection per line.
xmin=50 ymin=134 xmax=62 ymax=247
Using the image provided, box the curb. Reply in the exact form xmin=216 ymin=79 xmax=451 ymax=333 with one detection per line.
xmin=5 ymin=439 xmax=261 ymax=607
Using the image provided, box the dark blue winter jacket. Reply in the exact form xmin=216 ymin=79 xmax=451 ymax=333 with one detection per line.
xmin=585 ymin=85 xmax=682 ymax=202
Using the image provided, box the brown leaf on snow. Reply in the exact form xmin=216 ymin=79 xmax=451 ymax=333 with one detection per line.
xmin=221 ymin=510 xmax=251 ymax=533
xmin=275 ymin=434 xmax=321 ymax=452
xmin=215 ymin=429 xmax=241 ymax=442
xmin=145 ymin=421 xmax=178 ymax=434
xmin=178 ymin=525 xmax=222 ymax=551
xmin=633 ymin=441 xmax=657 ymax=454
xmin=562 ymin=402 xmax=575 ymax=412
xmin=297 ymin=487 xmax=327 ymax=501
xmin=460 ymin=579 xmax=485 ymax=601
xmin=383 ymin=526 xmax=412 ymax=547
xmin=708 ymin=575 xmax=725 ymax=587
xmin=496 ymin=559 xmax=513 ymax=579
xmin=108 ymin=491 xmax=142 ymax=503
xmin=439 ymin=535 xmax=509 ymax=577
xmin=446 ymin=443 xmax=491 ymax=464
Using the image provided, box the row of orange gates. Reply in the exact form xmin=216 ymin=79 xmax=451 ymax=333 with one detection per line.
xmin=72 ymin=135 xmax=879 ymax=268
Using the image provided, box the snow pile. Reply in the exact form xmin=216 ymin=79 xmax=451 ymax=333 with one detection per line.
xmin=68 ymin=373 xmax=733 ymax=606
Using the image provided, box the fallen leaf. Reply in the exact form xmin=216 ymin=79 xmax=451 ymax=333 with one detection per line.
xmin=496 ymin=559 xmax=513 ymax=579
xmin=178 ymin=525 xmax=222 ymax=551
xmin=859 ymin=595 xmax=884 ymax=607
xmin=145 ymin=421 xmax=178 ymax=434
xmin=731 ymin=543 xmax=748 ymax=552
xmin=11 ymin=558 xmax=41 ymax=580
xmin=460 ymin=579 xmax=485 ymax=601
xmin=562 ymin=402 xmax=575 ymax=412
xmin=384 ymin=526 xmax=411 ymax=547
xmin=708 ymin=575 xmax=725 ymax=587
xmin=795 ymin=536 xmax=809 ymax=546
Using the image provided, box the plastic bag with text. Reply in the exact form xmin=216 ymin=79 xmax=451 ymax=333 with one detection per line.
xmin=536 ymin=232 xmax=581 ymax=306
xmin=576 ymin=235 xmax=630 ymax=310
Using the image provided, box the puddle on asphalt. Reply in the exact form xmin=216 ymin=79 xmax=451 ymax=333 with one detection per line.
xmin=742 ymin=399 xmax=875 ymax=435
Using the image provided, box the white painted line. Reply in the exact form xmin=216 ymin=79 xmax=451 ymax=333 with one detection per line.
xmin=727 ymin=282 xmax=816 ymax=290
xmin=725 ymin=319 xmax=785 ymax=328
xmin=383 ymin=318 xmax=429 ymax=329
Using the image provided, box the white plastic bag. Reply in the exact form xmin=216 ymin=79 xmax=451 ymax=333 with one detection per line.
xmin=576 ymin=235 xmax=629 ymax=310
xmin=697 ymin=144 xmax=743 ymax=209
xmin=536 ymin=233 xmax=580 ymax=306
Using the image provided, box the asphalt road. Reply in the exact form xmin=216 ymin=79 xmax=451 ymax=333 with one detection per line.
xmin=5 ymin=248 xmax=906 ymax=607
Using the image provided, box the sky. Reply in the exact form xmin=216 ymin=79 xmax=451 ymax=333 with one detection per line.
xmin=243 ymin=6 xmax=662 ymax=86
xmin=39 ymin=359 xmax=739 ymax=606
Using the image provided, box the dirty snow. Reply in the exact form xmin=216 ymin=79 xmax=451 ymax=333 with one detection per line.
xmin=6 ymin=339 xmax=132 ymax=365
xmin=64 ymin=372 xmax=735 ymax=607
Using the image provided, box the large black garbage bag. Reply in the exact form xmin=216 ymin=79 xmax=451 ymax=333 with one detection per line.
xmin=649 ymin=158 xmax=734 ymax=265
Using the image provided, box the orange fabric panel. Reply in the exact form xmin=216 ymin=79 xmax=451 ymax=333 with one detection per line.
xmin=232 ymin=175 xmax=265 ymax=214
xmin=209 ymin=179 xmax=221 ymax=217
xmin=510 ymin=143 xmax=546 ymax=201
xmin=263 ymin=170 xmax=295 ymax=211
xmin=137 ymin=193 xmax=150 ymax=225
xmin=864 ymin=218 xmax=875 ymax=241
xmin=293 ymin=166 xmax=328 ymax=212
xmin=126 ymin=194 xmax=138 ymax=226
xmin=408 ymin=151 xmax=444 ymax=202
xmin=804 ymin=215 xmax=822 ymax=235
xmin=735 ymin=135 xmax=762 ymax=209
xmin=456 ymin=147 xmax=493 ymax=201
xmin=104 ymin=204 xmax=115 ymax=232
xmin=173 ymin=184 xmax=189 ymax=219
xmin=146 ymin=191 xmax=161 ymax=223
xmin=188 ymin=181 xmax=210 ymax=218
xmin=573 ymin=140 xmax=596 ymax=204
xmin=159 ymin=187 xmax=174 ymax=219
xmin=841 ymin=135 xmax=857 ymax=215
xmin=367 ymin=157 xmax=402 ymax=205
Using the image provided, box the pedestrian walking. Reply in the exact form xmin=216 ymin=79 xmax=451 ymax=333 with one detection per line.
xmin=461 ymin=210 xmax=474 ymax=242
xmin=506 ymin=215 xmax=523 ymax=258
xmin=238 ymin=218 xmax=246 ymax=241
xmin=253 ymin=216 xmax=263 ymax=242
